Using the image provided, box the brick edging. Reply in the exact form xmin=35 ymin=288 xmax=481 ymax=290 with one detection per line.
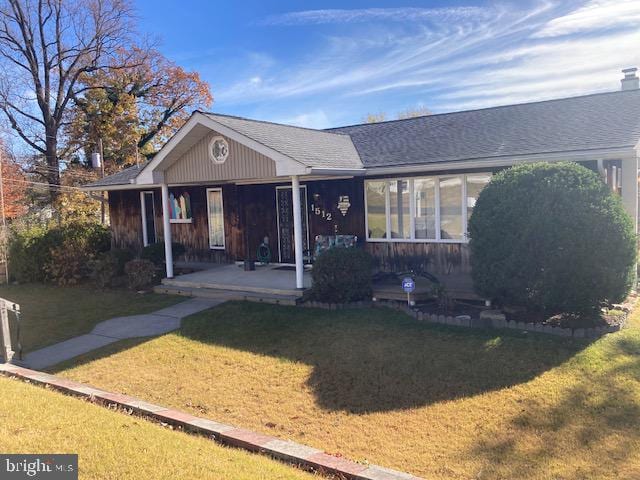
xmin=0 ymin=364 xmax=421 ymax=480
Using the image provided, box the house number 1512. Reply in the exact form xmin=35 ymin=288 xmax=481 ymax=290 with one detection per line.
xmin=310 ymin=204 xmax=332 ymax=221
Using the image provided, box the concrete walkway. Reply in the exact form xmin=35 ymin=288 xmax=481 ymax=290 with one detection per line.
xmin=22 ymin=297 xmax=227 ymax=370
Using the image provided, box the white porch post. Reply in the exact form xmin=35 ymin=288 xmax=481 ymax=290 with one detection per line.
xmin=291 ymin=175 xmax=304 ymax=289
xmin=161 ymin=184 xmax=174 ymax=279
xmin=621 ymin=154 xmax=639 ymax=234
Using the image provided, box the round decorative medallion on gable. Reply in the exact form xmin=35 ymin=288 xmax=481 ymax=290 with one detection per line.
xmin=209 ymin=136 xmax=229 ymax=164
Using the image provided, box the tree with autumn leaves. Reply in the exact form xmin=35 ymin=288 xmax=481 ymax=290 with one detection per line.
xmin=0 ymin=149 xmax=28 ymax=219
xmin=67 ymin=47 xmax=213 ymax=173
xmin=0 ymin=0 xmax=213 ymax=216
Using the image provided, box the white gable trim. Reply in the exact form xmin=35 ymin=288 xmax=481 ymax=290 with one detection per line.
xmin=136 ymin=112 xmax=309 ymax=185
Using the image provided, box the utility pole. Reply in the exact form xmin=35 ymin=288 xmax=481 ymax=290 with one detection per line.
xmin=99 ymin=138 xmax=105 ymax=225
xmin=0 ymin=152 xmax=8 ymax=283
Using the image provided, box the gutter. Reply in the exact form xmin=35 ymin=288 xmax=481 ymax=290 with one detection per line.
xmin=82 ymin=146 xmax=636 ymax=191
xmin=364 ymin=146 xmax=637 ymax=176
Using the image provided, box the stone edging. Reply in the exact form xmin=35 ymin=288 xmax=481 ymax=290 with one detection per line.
xmin=301 ymin=298 xmax=629 ymax=339
xmin=0 ymin=363 xmax=421 ymax=480
xmin=382 ymin=302 xmax=626 ymax=338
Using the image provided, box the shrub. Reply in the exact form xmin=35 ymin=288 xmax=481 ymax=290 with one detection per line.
xmin=45 ymin=239 xmax=91 ymax=286
xmin=468 ymin=162 xmax=637 ymax=314
xmin=311 ymin=248 xmax=373 ymax=303
xmin=141 ymin=242 xmax=186 ymax=267
xmin=8 ymin=224 xmax=50 ymax=282
xmin=90 ymin=249 xmax=134 ymax=288
xmin=8 ymin=222 xmax=111 ymax=283
xmin=124 ymin=259 xmax=157 ymax=290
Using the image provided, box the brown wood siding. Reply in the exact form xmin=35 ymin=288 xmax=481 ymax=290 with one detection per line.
xmin=240 ymin=184 xmax=279 ymax=261
xmin=108 ymin=177 xmax=469 ymax=273
xmin=365 ymin=242 xmax=470 ymax=275
xmin=305 ymin=178 xmax=366 ymax=243
xmin=108 ymin=190 xmax=144 ymax=251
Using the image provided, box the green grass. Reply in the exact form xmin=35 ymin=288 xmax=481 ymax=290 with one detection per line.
xmin=54 ymin=301 xmax=640 ymax=479
xmin=0 ymin=284 xmax=184 ymax=352
xmin=0 ymin=376 xmax=314 ymax=480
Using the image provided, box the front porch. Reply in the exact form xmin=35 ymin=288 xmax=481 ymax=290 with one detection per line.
xmin=154 ymin=261 xmax=480 ymax=305
xmin=156 ymin=263 xmax=313 ymax=305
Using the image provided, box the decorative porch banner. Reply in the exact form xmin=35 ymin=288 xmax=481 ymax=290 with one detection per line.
xmin=169 ymin=192 xmax=192 ymax=222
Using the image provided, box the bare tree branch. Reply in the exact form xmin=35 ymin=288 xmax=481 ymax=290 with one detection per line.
xmin=0 ymin=0 xmax=136 ymax=203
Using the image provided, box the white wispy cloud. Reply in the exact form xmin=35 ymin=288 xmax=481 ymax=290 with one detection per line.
xmin=533 ymin=0 xmax=640 ymax=37
xmin=215 ymin=0 xmax=640 ymax=125
xmin=261 ymin=7 xmax=487 ymax=26
xmin=274 ymin=109 xmax=332 ymax=129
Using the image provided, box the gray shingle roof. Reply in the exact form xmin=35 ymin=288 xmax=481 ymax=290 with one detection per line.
xmin=327 ymin=89 xmax=640 ymax=167
xmin=85 ymin=162 xmax=147 ymax=188
xmin=85 ymin=89 xmax=640 ymax=188
xmin=203 ymin=112 xmax=363 ymax=170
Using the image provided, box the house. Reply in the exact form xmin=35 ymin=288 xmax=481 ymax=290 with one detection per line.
xmin=84 ymin=68 xmax=640 ymax=295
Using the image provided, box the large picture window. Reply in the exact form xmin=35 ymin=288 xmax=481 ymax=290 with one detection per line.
xmin=365 ymin=173 xmax=491 ymax=243
xmin=206 ymin=188 xmax=225 ymax=249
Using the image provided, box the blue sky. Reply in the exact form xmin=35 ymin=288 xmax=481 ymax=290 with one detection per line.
xmin=136 ymin=0 xmax=640 ymax=129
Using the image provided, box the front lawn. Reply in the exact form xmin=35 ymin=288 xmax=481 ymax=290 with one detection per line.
xmin=0 ymin=375 xmax=313 ymax=480
xmin=54 ymin=302 xmax=640 ymax=479
xmin=0 ymin=284 xmax=183 ymax=352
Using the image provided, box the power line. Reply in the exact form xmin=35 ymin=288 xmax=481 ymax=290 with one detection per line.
xmin=2 ymin=178 xmax=92 ymax=193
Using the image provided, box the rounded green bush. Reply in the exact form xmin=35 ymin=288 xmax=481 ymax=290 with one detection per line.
xmin=311 ymin=248 xmax=373 ymax=303
xmin=468 ymin=162 xmax=636 ymax=314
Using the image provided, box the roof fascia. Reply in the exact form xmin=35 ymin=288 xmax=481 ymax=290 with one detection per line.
xmin=364 ymin=147 xmax=637 ymax=176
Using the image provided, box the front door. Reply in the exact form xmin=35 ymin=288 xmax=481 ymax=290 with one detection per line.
xmin=276 ymin=186 xmax=309 ymax=263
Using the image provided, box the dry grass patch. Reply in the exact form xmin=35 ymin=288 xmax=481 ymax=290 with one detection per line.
xmin=54 ymin=302 xmax=640 ymax=479
xmin=0 ymin=375 xmax=314 ymax=480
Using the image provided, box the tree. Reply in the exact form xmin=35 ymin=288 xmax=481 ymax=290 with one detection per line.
xmin=362 ymin=112 xmax=387 ymax=124
xmin=468 ymin=162 xmax=636 ymax=316
xmin=0 ymin=0 xmax=137 ymax=203
xmin=397 ymin=106 xmax=431 ymax=119
xmin=55 ymin=163 xmax=100 ymax=223
xmin=0 ymin=147 xmax=27 ymax=219
xmin=362 ymin=105 xmax=431 ymax=124
xmin=67 ymin=47 xmax=213 ymax=171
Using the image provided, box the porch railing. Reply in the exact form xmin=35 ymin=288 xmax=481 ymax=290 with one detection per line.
xmin=0 ymin=297 xmax=20 ymax=363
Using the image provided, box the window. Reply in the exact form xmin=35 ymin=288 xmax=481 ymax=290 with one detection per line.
xmin=389 ymin=180 xmax=410 ymax=239
xmin=414 ymin=178 xmax=436 ymax=239
xmin=366 ymin=181 xmax=387 ymax=239
xmin=365 ymin=173 xmax=491 ymax=243
xmin=207 ymin=188 xmax=225 ymax=249
xmin=466 ymin=173 xmax=492 ymax=222
xmin=439 ymin=177 xmax=463 ymax=240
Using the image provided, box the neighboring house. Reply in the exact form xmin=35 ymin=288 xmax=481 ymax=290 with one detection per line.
xmin=84 ymin=69 xmax=640 ymax=290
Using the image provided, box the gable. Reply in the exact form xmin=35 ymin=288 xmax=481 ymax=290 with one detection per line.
xmin=164 ymin=130 xmax=277 ymax=184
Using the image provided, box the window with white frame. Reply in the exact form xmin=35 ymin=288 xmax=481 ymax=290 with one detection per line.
xmin=365 ymin=173 xmax=492 ymax=243
xmin=206 ymin=188 xmax=225 ymax=249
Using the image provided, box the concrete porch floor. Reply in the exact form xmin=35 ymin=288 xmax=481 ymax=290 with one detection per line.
xmin=162 ymin=263 xmax=312 ymax=297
